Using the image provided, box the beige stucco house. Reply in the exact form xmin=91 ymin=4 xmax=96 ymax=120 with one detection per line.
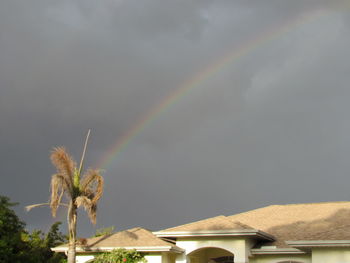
xmin=53 ymin=201 xmax=350 ymax=263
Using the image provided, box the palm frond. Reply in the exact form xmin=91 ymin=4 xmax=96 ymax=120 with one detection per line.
xmin=88 ymin=203 xmax=98 ymax=224
xmin=25 ymin=202 xmax=69 ymax=211
xmin=50 ymin=147 xmax=75 ymax=189
xmin=50 ymin=174 xmax=70 ymax=217
xmin=92 ymin=175 xmax=104 ymax=204
xmin=80 ymin=169 xmax=104 ymax=203
xmin=75 ymin=195 xmax=97 ymax=223
xmin=25 ymin=203 xmax=50 ymax=212
xmin=75 ymin=196 xmax=91 ymax=209
xmin=79 ymin=169 xmax=104 ymax=224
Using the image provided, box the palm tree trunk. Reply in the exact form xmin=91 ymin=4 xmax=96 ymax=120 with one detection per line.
xmin=67 ymin=201 xmax=77 ymax=263
xmin=67 ymin=240 xmax=76 ymax=263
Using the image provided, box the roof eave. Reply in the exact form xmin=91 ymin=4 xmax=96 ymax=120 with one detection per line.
xmin=287 ymin=240 xmax=350 ymax=248
xmin=251 ymin=248 xmax=306 ymax=255
xmin=154 ymin=230 xmax=275 ymax=241
xmin=52 ymin=246 xmax=184 ymax=254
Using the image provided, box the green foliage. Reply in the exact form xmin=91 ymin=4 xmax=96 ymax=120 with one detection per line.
xmin=93 ymin=248 xmax=146 ymax=263
xmin=94 ymin=226 xmax=115 ymax=237
xmin=22 ymin=222 xmax=67 ymax=263
xmin=0 ymin=195 xmax=27 ymax=263
xmin=0 ymin=195 xmax=67 ymax=263
xmin=46 ymin=222 xmax=68 ymax=247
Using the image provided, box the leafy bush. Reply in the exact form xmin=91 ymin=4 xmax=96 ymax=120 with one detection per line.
xmin=0 ymin=195 xmax=67 ymax=263
xmin=22 ymin=222 xmax=67 ymax=263
xmin=93 ymin=248 xmax=146 ymax=263
xmin=0 ymin=195 xmax=26 ymax=262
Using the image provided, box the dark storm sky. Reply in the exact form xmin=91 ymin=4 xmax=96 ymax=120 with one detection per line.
xmin=1 ymin=0 xmax=350 ymax=236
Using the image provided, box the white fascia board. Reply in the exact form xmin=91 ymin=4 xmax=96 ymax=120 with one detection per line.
xmin=154 ymin=230 xmax=274 ymax=241
xmin=251 ymin=248 xmax=306 ymax=255
xmin=51 ymin=247 xmax=67 ymax=252
xmin=52 ymin=246 xmax=184 ymax=253
xmin=287 ymin=240 xmax=350 ymax=248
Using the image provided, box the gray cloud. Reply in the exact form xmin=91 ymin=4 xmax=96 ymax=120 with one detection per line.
xmin=1 ymin=0 xmax=350 ymax=235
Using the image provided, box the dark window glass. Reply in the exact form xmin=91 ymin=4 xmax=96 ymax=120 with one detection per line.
xmin=211 ymin=256 xmax=234 ymax=263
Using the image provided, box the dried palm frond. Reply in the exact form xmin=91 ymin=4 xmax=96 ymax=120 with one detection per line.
xmin=75 ymin=196 xmax=92 ymax=209
xmin=87 ymin=203 xmax=98 ymax=224
xmin=25 ymin=202 xmax=68 ymax=211
xmin=78 ymin=238 xmax=88 ymax=246
xmin=75 ymin=195 xmax=98 ymax=223
xmin=25 ymin=203 xmax=49 ymax=211
xmin=75 ymin=195 xmax=97 ymax=224
xmin=50 ymin=174 xmax=70 ymax=217
xmin=80 ymin=169 xmax=99 ymax=191
xmin=50 ymin=147 xmax=75 ymax=189
xmin=81 ymin=169 xmax=104 ymax=204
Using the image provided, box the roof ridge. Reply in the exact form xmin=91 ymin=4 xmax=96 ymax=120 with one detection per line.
xmin=271 ymin=201 xmax=350 ymax=206
xmin=128 ymin=227 xmax=143 ymax=232
xmin=229 ymin=201 xmax=350 ymax=218
xmin=229 ymin=220 xmax=255 ymax=229
xmin=160 ymin=215 xmax=227 ymax=231
xmin=228 ymin=205 xmax=276 ymax=217
xmin=159 ymin=216 xmax=260 ymax=232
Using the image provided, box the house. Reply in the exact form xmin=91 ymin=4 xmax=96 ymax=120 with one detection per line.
xmin=52 ymin=201 xmax=350 ymax=263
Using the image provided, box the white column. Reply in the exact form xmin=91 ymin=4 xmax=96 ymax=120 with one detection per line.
xmin=176 ymin=252 xmax=188 ymax=263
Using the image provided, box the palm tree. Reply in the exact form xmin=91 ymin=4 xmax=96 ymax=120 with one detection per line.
xmin=27 ymin=130 xmax=104 ymax=263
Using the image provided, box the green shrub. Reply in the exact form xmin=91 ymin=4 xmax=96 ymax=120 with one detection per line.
xmin=93 ymin=248 xmax=146 ymax=263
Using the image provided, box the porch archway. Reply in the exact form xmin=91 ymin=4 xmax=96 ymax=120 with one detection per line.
xmin=187 ymin=247 xmax=235 ymax=263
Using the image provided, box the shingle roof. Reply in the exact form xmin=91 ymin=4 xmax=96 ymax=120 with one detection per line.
xmin=306 ymin=224 xmax=350 ymax=240
xmin=228 ymin=201 xmax=350 ymax=247
xmin=54 ymin=202 xmax=350 ymax=252
xmin=161 ymin=215 xmax=255 ymax=232
xmin=160 ymin=201 xmax=350 ymax=248
xmin=53 ymin=227 xmax=183 ymax=252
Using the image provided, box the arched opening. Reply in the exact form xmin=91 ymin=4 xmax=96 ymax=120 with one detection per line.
xmin=188 ymin=247 xmax=234 ymax=263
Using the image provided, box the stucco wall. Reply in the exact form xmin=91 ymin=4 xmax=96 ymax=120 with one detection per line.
xmin=161 ymin=252 xmax=176 ymax=263
xmin=145 ymin=253 xmax=163 ymax=263
xmin=312 ymin=247 xmax=350 ymax=263
xmin=76 ymin=254 xmax=95 ymax=263
xmin=75 ymin=252 xmax=313 ymax=263
xmin=175 ymin=237 xmax=249 ymax=263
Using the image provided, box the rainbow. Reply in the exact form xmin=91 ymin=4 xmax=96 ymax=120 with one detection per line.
xmin=96 ymin=6 xmax=337 ymax=169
